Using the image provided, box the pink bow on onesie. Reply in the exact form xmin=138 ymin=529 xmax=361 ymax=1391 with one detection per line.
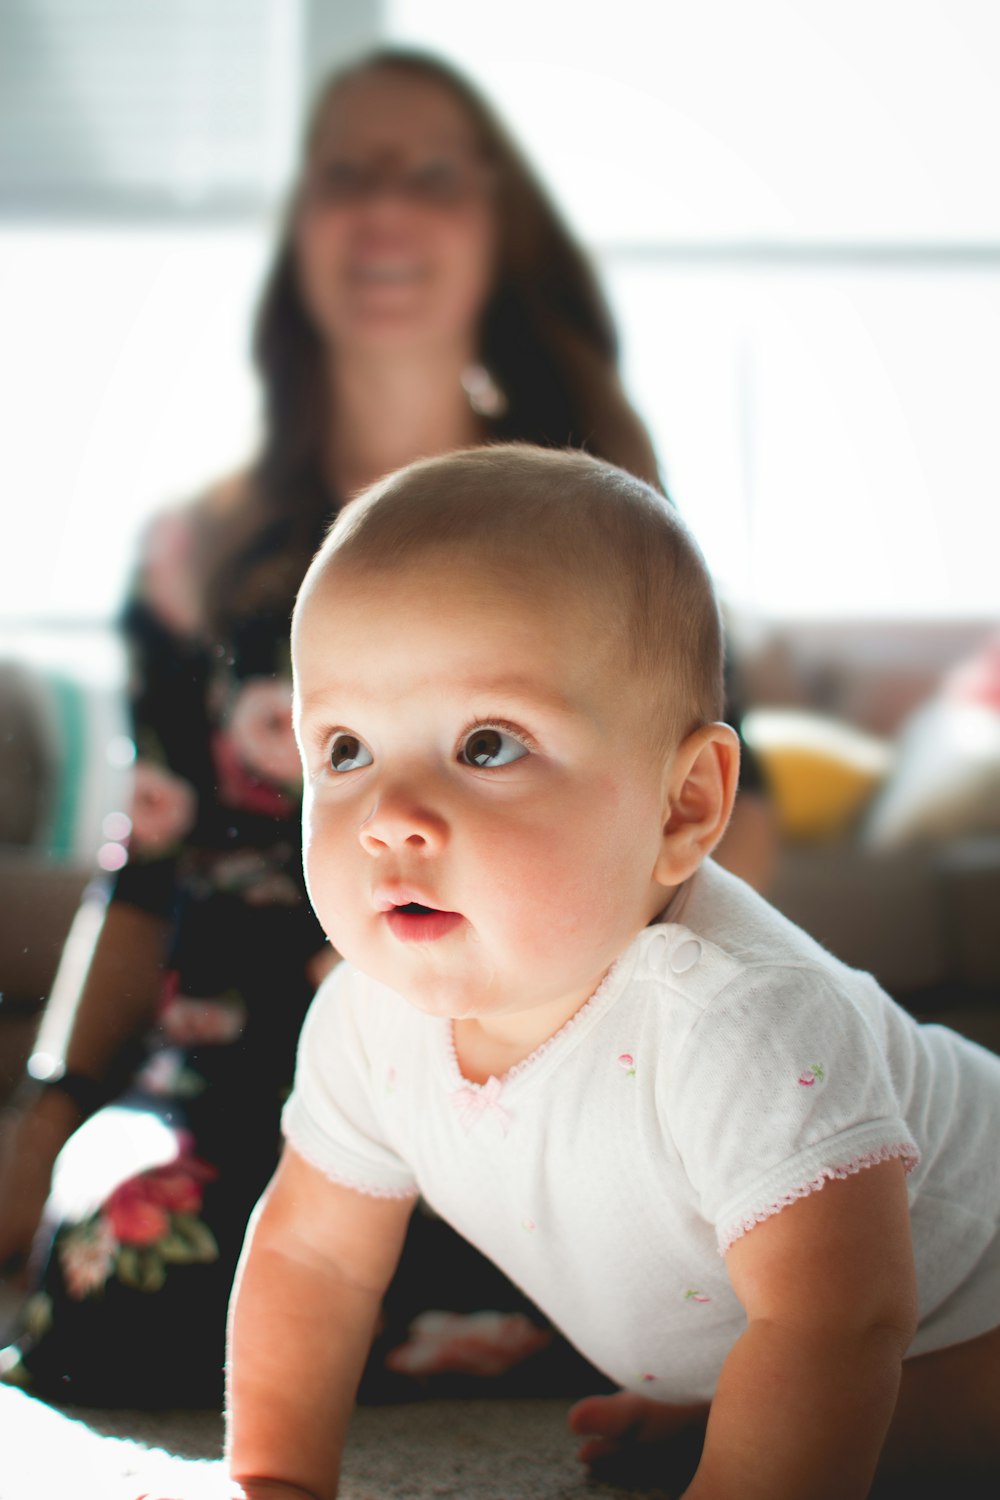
xmin=450 ymin=1074 xmax=512 ymax=1136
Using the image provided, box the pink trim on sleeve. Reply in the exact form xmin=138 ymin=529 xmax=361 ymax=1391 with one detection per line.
xmin=718 ymin=1141 xmax=920 ymax=1255
xmin=286 ymin=1134 xmax=419 ymax=1202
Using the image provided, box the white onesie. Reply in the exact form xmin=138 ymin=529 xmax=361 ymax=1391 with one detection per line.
xmin=282 ymin=859 xmax=1000 ymax=1400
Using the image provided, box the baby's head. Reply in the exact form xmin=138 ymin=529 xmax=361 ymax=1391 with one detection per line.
xmin=292 ymin=445 xmax=738 ymax=1028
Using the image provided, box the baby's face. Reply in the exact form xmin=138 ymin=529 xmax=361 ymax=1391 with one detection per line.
xmin=293 ymin=554 xmax=673 ymax=1032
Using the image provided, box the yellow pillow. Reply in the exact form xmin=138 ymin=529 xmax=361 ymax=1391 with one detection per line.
xmin=742 ymin=710 xmax=893 ymax=841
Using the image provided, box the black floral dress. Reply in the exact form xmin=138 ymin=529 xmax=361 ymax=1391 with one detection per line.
xmin=0 ymin=507 xmax=326 ymax=1404
xmin=3 ymin=506 xmax=589 ymax=1408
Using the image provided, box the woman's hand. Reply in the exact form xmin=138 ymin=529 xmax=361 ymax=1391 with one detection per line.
xmin=0 ymin=1090 xmax=79 ymax=1275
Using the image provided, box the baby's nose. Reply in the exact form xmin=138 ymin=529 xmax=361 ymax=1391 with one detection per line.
xmin=359 ymin=789 xmax=447 ymax=854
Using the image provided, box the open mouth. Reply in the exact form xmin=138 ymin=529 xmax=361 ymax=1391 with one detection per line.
xmin=385 ymin=900 xmax=463 ymax=943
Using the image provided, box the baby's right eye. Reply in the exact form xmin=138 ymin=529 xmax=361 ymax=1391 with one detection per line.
xmin=328 ymin=732 xmax=373 ymax=773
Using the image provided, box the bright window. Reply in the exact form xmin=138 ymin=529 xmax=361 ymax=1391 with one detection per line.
xmin=386 ymin=0 xmax=1000 ymax=617
xmin=2 ymin=0 xmax=998 ymax=625
xmin=603 ymin=259 xmax=1000 ymax=616
xmin=0 ymin=227 xmax=268 ymax=624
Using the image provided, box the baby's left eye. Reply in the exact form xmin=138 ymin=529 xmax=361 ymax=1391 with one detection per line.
xmin=328 ymin=731 xmax=373 ymax=773
xmin=458 ymin=726 xmax=528 ymax=769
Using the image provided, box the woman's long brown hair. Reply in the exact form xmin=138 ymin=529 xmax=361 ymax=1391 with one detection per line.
xmin=199 ymin=46 xmax=661 ymax=638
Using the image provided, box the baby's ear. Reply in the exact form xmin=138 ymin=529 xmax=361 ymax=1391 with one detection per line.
xmin=653 ymin=724 xmax=741 ymax=887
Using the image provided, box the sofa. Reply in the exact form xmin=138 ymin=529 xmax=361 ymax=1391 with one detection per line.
xmin=736 ymin=617 xmax=1000 ymax=1049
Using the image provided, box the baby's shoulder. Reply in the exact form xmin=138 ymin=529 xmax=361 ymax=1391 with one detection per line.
xmin=653 ymin=860 xmax=884 ymax=1028
xmin=307 ymin=961 xmax=424 ymax=1049
xmin=634 ymin=914 xmax=883 ymax=1081
xmin=631 ymin=921 xmax=745 ymax=1018
xmin=636 ymin=904 xmax=849 ymax=1013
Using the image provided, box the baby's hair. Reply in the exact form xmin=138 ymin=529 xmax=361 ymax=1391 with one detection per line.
xmin=298 ymin=445 xmax=724 ymax=746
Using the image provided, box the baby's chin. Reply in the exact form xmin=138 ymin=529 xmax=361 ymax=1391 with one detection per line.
xmin=325 ymin=934 xmax=480 ymax=1014
xmin=387 ymin=972 xmax=494 ymax=1021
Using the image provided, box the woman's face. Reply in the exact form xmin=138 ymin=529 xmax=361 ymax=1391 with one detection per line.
xmin=294 ymin=69 xmax=498 ymax=359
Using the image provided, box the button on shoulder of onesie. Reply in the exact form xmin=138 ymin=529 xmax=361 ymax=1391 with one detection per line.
xmin=670 ymin=938 xmax=702 ymax=975
xmin=642 ymin=929 xmax=673 ymax=978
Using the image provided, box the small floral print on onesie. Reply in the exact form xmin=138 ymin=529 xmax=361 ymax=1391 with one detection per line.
xmin=798 ymin=1063 xmax=826 ymax=1087
xmin=521 ymin=1217 xmax=536 ymax=1232
xmin=617 ymin=1052 xmax=637 ymax=1076
xmin=684 ymin=1289 xmax=711 ymax=1304
xmin=386 ymin=1066 xmax=398 ymax=1095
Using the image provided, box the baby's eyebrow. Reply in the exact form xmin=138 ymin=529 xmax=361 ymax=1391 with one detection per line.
xmin=450 ymin=675 xmax=582 ymax=716
xmin=297 ymin=675 xmax=582 ymax=720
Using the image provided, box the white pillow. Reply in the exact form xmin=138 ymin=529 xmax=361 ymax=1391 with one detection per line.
xmin=864 ymin=697 xmax=1000 ymax=847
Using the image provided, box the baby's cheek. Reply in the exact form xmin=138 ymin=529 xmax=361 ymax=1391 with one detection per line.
xmin=301 ymin=820 xmax=341 ymax=931
xmin=506 ymin=843 xmax=592 ymax=947
xmin=549 ymin=801 xmax=658 ymax=933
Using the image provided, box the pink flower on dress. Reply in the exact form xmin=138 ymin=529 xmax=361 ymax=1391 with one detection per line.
xmin=142 ymin=1157 xmax=217 ymax=1213
xmin=684 ymin=1289 xmax=711 ymax=1304
xmin=228 ymin=678 xmax=302 ymax=786
xmin=211 ymin=731 xmax=294 ymax=816
xmin=618 ymin=1052 xmax=637 ymax=1076
xmin=798 ymin=1064 xmax=826 ymax=1087
xmin=59 ymin=1218 xmax=119 ymax=1298
xmin=104 ymin=1155 xmax=216 ymax=1246
xmin=128 ymin=759 xmax=197 ymax=854
xmin=134 ymin=1048 xmax=203 ymax=1098
xmin=105 ymin=1182 xmax=171 ymax=1247
xmin=206 ymin=850 xmax=301 ymax=906
xmin=159 ymin=992 xmax=247 ymax=1046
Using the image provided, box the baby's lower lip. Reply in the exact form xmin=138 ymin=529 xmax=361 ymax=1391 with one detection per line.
xmin=385 ymin=905 xmax=464 ymax=943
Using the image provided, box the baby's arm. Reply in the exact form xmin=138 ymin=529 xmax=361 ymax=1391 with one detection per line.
xmin=226 ymin=1145 xmax=415 ymax=1500
xmin=686 ymin=1158 xmax=917 ymax=1500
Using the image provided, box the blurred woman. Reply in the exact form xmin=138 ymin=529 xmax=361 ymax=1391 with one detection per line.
xmin=0 ymin=48 xmax=772 ymax=1406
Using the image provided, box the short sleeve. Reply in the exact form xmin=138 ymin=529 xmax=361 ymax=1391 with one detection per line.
xmin=665 ymin=965 xmax=920 ymax=1254
xmin=282 ymin=965 xmax=419 ymax=1199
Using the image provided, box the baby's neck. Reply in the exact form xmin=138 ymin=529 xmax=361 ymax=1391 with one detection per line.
xmin=451 ymin=978 xmax=607 ymax=1086
xmin=451 ymin=892 xmax=681 ymax=1085
xmin=452 ymin=1019 xmax=536 ymax=1086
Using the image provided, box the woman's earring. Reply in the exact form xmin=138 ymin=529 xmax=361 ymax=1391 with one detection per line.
xmin=460 ymin=363 xmax=508 ymax=419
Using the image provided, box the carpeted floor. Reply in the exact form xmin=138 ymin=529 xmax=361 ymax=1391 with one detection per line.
xmin=0 ymin=1385 xmax=673 ymax=1500
xmin=6 ymin=1369 xmax=1000 ymax=1497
